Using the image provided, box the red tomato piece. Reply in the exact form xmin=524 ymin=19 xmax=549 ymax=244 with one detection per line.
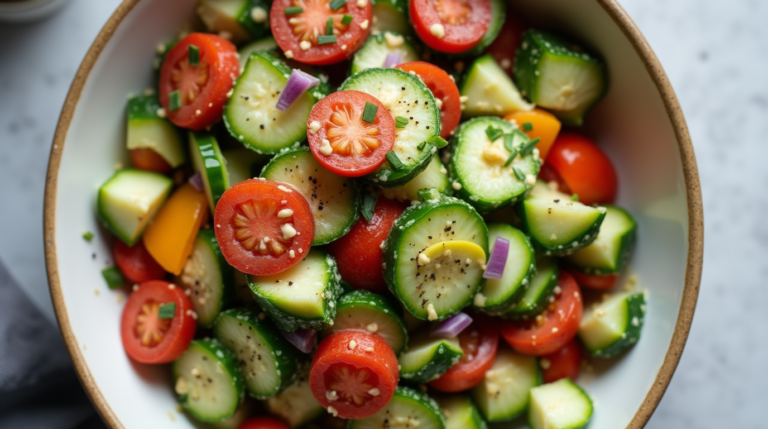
xmin=327 ymin=197 xmax=406 ymax=293
xmin=395 ymin=61 xmax=461 ymax=138
xmin=541 ymin=338 xmax=583 ymax=384
xmin=410 ymin=0 xmax=491 ymax=54
xmin=310 ymin=331 xmax=399 ymax=419
xmin=500 ymin=271 xmax=583 ymax=356
xmin=537 ymin=158 xmax=572 ymax=194
xmin=270 ymin=0 xmax=372 ymax=65
xmin=159 ymin=33 xmax=239 ymax=131
xmin=428 ymin=317 xmax=499 ymax=392
xmin=545 ymin=133 xmax=618 ymax=206
xmin=130 ymin=148 xmax=172 ymax=174
xmin=113 ymin=240 xmax=166 ymax=285
xmin=569 ymin=270 xmax=619 ymax=290
xmin=214 ymin=179 xmax=315 ymax=276
xmin=486 ymin=12 xmax=526 ymax=77
xmin=120 ymin=280 xmax=196 ymax=364
xmin=307 ymin=91 xmax=396 ymax=177
xmin=238 ymin=416 xmax=291 ymax=429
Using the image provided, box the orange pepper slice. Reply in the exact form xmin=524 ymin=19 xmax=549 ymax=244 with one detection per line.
xmin=504 ymin=108 xmax=562 ymax=161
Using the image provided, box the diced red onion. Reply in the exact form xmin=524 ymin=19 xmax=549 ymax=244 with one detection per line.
xmin=276 ymin=69 xmax=320 ymax=112
xmin=431 ymin=312 xmax=473 ymax=338
xmin=383 ymin=53 xmax=402 ymax=68
xmin=483 ymin=236 xmax=510 ymax=279
xmin=189 ymin=172 xmax=203 ymax=191
xmin=279 ymin=328 xmax=316 ymax=353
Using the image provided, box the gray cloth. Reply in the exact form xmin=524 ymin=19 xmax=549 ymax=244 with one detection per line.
xmin=0 ymin=259 xmax=106 ymax=429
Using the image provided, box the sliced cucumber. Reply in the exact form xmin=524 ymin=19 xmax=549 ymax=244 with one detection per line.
xmin=348 ymin=386 xmax=446 ymax=429
xmin=197 ymin=0 xmax=271 ymax=43
xmin=399 ymin=329 xmax=463 ymax=383
xmin=528 ymin=379 xmax=593 ymax=429
xmin=191 ymin=132 xmax=230 ymax=212
xmin=461 ymin=0 xmax=505 ymax=57
xmin=340 ymin=67 xmax=440 ymax=186
xmin=97 ymin=169 xmax=173 ymax=246
xmin=247 ymin=249 xmax=342 ymax=331
xmin=383 ymin=195 xmax=488 ymax=321
xmin=213 ymin=308 xmax=302 ymax=399
xmin=351 ymin=31 xmax=420 ymax=74
xmin=566 ymin=205 xmax=637 ymax=275
xmin=126 ymin=94 xmax=185 ymax=168
xmin=320 ymin=289 xmax=409 ymax=355
xmin=265 ymin=365 xmax=324 ymax=428
xmin=197 ymin=399 xmax=255 ymax=429
xmin=578 ymin=291 xmax=646 ymax=358
xmin=449 ymin=117 xmax=540 ymax=211
xmin=371 ymin=0 xmax=409 ymax=34
xmin=460 ymin=54 xmax=533 ymax=117
xmin=474 ymin=223 xmax=535 ymax=315
xmin=380 ymin=154 xmax=451 ymax=203
xmin=514 ymin=30 xmax=607 ymax=126
xmin=471 ymin=345 xmax=540 ymax=422
xmin=172 ymin=339 xmax=245 ymax=423
xmin=222 ymin=148 xmax=270 ymax=185
xmin=238 ymin=36 xmax=278 ymax=70
xmin=434 ymin=394 xmax=488 ymax=429
xmin=504 ymin=257 xmax=558 ymax=320
xmin=261 ymin=146 xmax=360 ymax=245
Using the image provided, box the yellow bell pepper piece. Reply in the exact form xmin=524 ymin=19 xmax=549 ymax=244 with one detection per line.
xmin=504 ymin=108 xmax=562 ymax=161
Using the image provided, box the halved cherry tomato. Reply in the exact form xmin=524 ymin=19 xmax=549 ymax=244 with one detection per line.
xmin=307 ymin=91 xmax=395 ymax=177
xmin=270 ymin=0 xmax=372 ymax=65
xmin=429 ymin=317 xmax=499 ymax=392
xmin=114 ymin=240 xmax=166 ymax=285
xmin=159 ymin=33 xmax=239 ymax=131
xmin=327 ymin=197 xmax=406 ymax=293
xmin=537 ymin=162 xmax=571 ymax=194
xmin=310 ymin=331 xmax=399 ymax=419
xmin=120 ymin=280 xmax=196 ymax=364
xmin=569 ymin=270 xmax=619 ymax=290
xmin=541 ymin=338 xmax=583 ymax=384
xmin=130 ymin=148 xmax=172 ymax=174
xmin=238 ymin=416 xmax=291 ymax=429
xmin=500 ymin=271 xmax=583 ymax=356
xmin=410 ymin=0 xmax=491 ymax=54
xmin=214 ymin=179 xmax=315 ymax=276
xmin=396 ymin=61 xmax=461 ymax=138
xmin=486 ymin=12 xmax=526 ymax=77
xmin=545 ymin=133 xmax=618 ymax=206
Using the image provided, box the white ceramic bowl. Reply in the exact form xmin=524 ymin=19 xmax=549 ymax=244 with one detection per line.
xmin=44 ymin=0 xmax=703 ymax=428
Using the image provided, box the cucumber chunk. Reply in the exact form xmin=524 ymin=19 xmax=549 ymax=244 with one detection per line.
xmin=514 ymin=30 xmax=607 ymax=126
xmin=504 ymin=256 xmax=558 ymax=320
xmin=340 ymin=67 xmax=440 ymax=186
xmin=172 ymin=338 xmax=245 ymax=423
xmin=238 ymin=36 xmax=278 ymax=70
xmin=348 ymin=386 xmax=446 ymax=429
xmin=528 ymin=379 xmax=593 ymax=429
xmin=197 ymin=0 xmax=271 ymax=44
xmin=578 ymin=291 xmax=646 ymax=357
xmin=265 ymin=365 xmax=324 ymax=428
xmin=222 ymin=148 xmax=270 ymax=185
xmin=213 ymin=308 xmax=302 ymax=399
xmin=247 ymin=249 xmax=342 ymax=331
xmin=566 ymin=205 xmax=637 ymax=275
xmin=191 ymin=132 xmax=230 ymax=212
xmin=434 ymin=394 xmax=488 ymax=429
xmin=97 ymin=169 xmax=173 ymax=246
xmin=460 ymin=54 xmax=533 ymax=117
xmin=370 ymin=0 xmax=409 ymax=34
xmin=126 ymin=94 xmax=185 ymax=168
xmin=399 ymin=329 xmax=463 ymax=383
xmin=380 ymin=154 xmax=451 ymax=203
xmin=471 ymin=345 xmax=541 ymax=422
xmin=461 ymin=0 xmax=505 ymax=57
xmin=351 ymin=31 xmax=420 ymax=74
xmin=261 ymin=146 xmax=360 ymax=245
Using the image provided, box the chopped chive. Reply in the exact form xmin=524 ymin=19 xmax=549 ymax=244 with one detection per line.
xmin=485 ymin=125 xmax=503 ymax=142
xmin=522 ymin=121 xmax=533 ymax=131
xmin=362 ymin=101 xmax=378 ymax=123
xmin=317 ymin=35 xmax=337 ymax=45
xmin=82 ymin=231 xmax=94 ymax=241
xmin=395 ymin=116 xmax=409 ymax=128
xmin=329 ymin=0 xmax=347 ymax=10
xmin=427 ymin=135 xmax=448 ymax=148
xmin=188 ymin=44 xmax=200 ymax=66
xmin=571 ymin=194 xmax=579 ymax=202
xmin=520 ymin=137 xmax=540 ymax=155
xmin=512 ymin=167 xmax=526 ymax=181
xmin=417 ymin=141 xmax=427 ymax=151
xmin=326 ymin=17 xmax=334 ymax=35
xmin=503 ymin=133 xmax=516 ymax=153
xmin=158 ymin=302 xmax=176 ymax=319
xmin=341 ymin=14 xmax=353 ymax=25
xmin=417 ymin=187 xmax=440 ymax=202
xmin=284 ymin=6 xmax=303 ymax=14
xmin=386 ymin=151 xmax=406 ymax=170
xmin=503 ymin=149 xmax=518 ymax=167
xmin=361 ymin=191 xmax=378 ymax=222
xmin=101 ymin=267 xmax=125 ymax=289
xmin=169 ymin=90 xmax=181 ymax=111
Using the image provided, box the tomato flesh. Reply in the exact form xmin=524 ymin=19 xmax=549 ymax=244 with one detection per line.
xmin=428 ymin=317 xmax=499 ymax=392
xmin=130 ymin=148 xmax=172 ymax=174
xmin=545 ymin=133 xmax=618 ymax=206
xmin=238 ymin=417 xmax=291 ymax=429
xmin=410 ymin=0 xmax=491 ymax=53
xmin=541 ymin=338 xmax=583 ymax=384
xmin=569 ymin=270 xmax=619 ymax=290
xmin=486 ymin=12 xmax=526 ymax=76
xmin=396 ymin=61 xmax=461 ymax=138
xmin=113 ymin=240 xmax=166 ymax=285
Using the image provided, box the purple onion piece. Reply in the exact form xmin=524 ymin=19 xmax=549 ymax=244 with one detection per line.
xmin=189 ymin=172 xmax=204 ymax=191
xmin=279 ymin=328 xmax=316 ymax=353
xmin=383 ymin=53 xmax=402 ymax=68
xmin=275 ymin=69 xmax=320 ymax=112
xmin=482 ymin=236 xmax=510 ymax=280
xmin=430 ymin=312 xmax=473 ymax=339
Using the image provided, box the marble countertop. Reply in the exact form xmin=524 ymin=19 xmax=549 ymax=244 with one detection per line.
xmin=0 ymin=0 xmax=765 ymax=427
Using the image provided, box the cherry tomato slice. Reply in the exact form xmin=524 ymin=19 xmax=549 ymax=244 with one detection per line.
xmin=130 ymin=148 xmax=172 ymax=174
xmin=120 ymin=280 xmax=196 ymax=364
xmin=310 ymin=331 xmax=399 ymax=419
xmin=395 ymin=61 xmax=461 ymax=138
xmin=500 ymin=271 xmax=583 ymax=356
xmin=238 ymin=417 xmax=291 ymax=429
xmin=545 ymin=133 xmax=618 ymax=206
xmin=214 ymin=179 xmax=315 ymax=276
xmin=537 ymin=162 xmax=572 ymax=194
xmin=410 ymin=0 xmax=491 ymax=54
xmin=270 ymin=0 xmax=372 ymax=65
xmin=428 ymin=317 xmax=499 ymax=392
xmin=159 ymin=33 xmax=239 ymax=131
xmin=541 ymin=338 xmax=583 ymax=384
xmin=569 ymin=270 xmax=619 ymax=290
xmin=113 ymin=240 xmax=166 ymax=285
xmin=327 ymin=197 xmax=406 ymax=293
xmin=307 ymin=91 xmax=396 ymax=177
xmin=486 ymin=12 xmax=526 ymax=77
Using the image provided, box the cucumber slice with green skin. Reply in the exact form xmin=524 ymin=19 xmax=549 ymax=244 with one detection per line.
xmin=370 ymin=0 xmax=409 ymax=34
xmin=518 ymin=181 xmax=606 ymax=256
xmin=460 ymin=0 xmax=505 ymax=57
xmin=197 ymin=0 xmax=271 ymax=44
xmin=179 ymin=229 xmax=235 ymax=328
xmin=460 ymin=54 xmax=533 ymax=117
xmin=126 ymin=94 xmax=185 ymax=168
xmin=261 ymin=146 xmax=360 ymax=245
xmin=474 ymin=223 xmax=535 ymax=315
xmin=340 ymin=67 xmax=440 ymax=186
xmin=528 ymin=379 xmax=593 ymax=429
xmin=172 ymin=338 xmax=245 ymax=423
xmin=578 ymin=291 xmax=646 ymax=358
xmin=238 ymin=36 xmax=278 ymax=69
xmin=399 ymin=329 xmax=463 ymax=383
xmin=347 ymin=386 xmax=446 ymax=429
xmin=504 ymin=257 xmax=558 ymax=320
xmin=434 ymin=394 xmax=488 ymax=429
xmin=449 ymin=117 xmax=541 ymax=212
xmin=383 ymin=195 xmax=489 ymax=321
xmin=247 ymin=249 xmax=343 ymax=331
xmin=265 ymin=366 xmax=324 ymax=428
xmin=514 ymin=30 xmax=607 ymax=126
xmin=96 ymin=169 xmax=173 ymax=246
xmin=566 ymin=205 xmax=637 ymax=275
xmin=196 ymin=399 xmax=256 ymax=429
xmin=351 ymin=31 xmax=420 ymax=74
xmin=381 ymin=154 xmax=451 ymax=203
xmin=471 ymin=345 xmax=541 ymax=422
xmin=320 ymin=289 xmax=409 ymax=355
xmin=222 ymin=148 xmax=270 ymax=185
xmin=213 ymin=308 xmax=302 ymax=399
xmin=191 ymin=132 xmax=230 ymax=212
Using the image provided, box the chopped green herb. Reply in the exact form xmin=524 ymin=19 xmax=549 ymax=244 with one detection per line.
xmin=158 ymin=302 xmax=176 ymax=319
xmin=169 ymin=90 xmax=181 ymax=111
xmin=571 ymin=194 xmax=579 ymax=202
xmin=512 ymin=167 xmax=526 ymax=181
xmin=417 ymin=188 xmax=440 ymax=202
xmin=395 ymin=116 xmax=409 ymax=128
xmin=101 ymin=267 xmax=125 ymax=289
xmin=82 ymin=231 xmax=94 ymax=242
xmin=485 ymin=126 xmax=503 ymax=142
xmin=341 ymin=14 xmax=353 ymax=25
xmin=361 ymin=191 xmax=378 ymax=222
xmin=284 ymin=6 xmax=303 ymax=14
xmin=520 ymin=137 xmax=540 ymax=156
xmin=427 ymin=135 xmax=449 ymax=148
xmin=188 ymin=45 xmax=200 ymax=66
xmin=329 ymin=0 xmax=347 ymax=10
xmin=503 ymin=133 xmax=516 ymax=153
xmin=362 ymin=101 xmax=378 ymax=123
xmin=417 ymin=141 xmax=427 ymax=151
xmin=503 ymin=148 xmax=519 ymax=167
xmin=522 ymin=122 xmax=533 ymax=131
xmin=318 ymin=35 xmax=337 ymax=45
xmin=386 ymin=151 xmax=406 ymax=170
xmin=326 ymin=17 xmax=334 ymax=35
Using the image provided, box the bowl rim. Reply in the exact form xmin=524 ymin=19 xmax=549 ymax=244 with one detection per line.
xmin=43 ymin=0 xmax=704 ymax=427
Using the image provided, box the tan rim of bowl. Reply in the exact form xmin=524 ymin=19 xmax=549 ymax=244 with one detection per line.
xmin=44 ymin=0 xmax=704 ymax=428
